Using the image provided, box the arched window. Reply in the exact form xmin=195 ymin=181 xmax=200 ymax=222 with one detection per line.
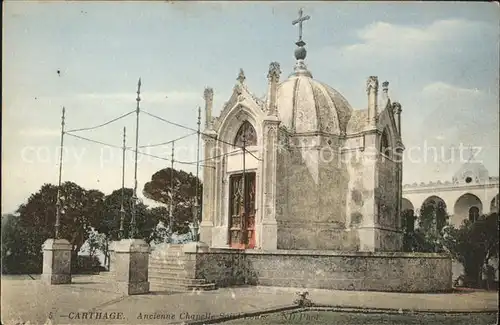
xmin=490 ymin=194 xmax=499 ymax=213
xmin=234 ymin=121 xmax=257 ymax=147
xmin=380 ymin=129 xmax=391 ymax=157
xmin=468 ymin=206 xmax=480 ymax=223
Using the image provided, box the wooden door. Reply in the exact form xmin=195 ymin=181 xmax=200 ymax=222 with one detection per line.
xmin=229 ymin=172 xmax=256 ymax=249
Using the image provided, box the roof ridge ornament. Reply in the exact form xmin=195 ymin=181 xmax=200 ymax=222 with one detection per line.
xmin=237 ymin=68 xmax=246 ymax=84
xmin=267 ymin=62 xmax=282 ymax=82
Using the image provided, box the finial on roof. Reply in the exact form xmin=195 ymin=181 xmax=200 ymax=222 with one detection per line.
xmin=267 ymin=62 xmax=281 ymax=82
xmin=382 ymin=81 xmax=389 ymax=93
xmin=392 ymin=102 xmax=402 ymax=114
xmin=237 ymin=69 xmax=246 ymax=84
xmin=204 ymin=87 xmax=213 ymax=101
xmin=291 ymin=8 xmax=312 ymax=77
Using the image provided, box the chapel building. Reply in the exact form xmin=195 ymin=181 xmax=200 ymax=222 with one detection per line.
xmin=199 ymin=22 xmax=404 ymax=252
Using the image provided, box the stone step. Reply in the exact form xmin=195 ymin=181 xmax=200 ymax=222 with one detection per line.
xmin=166 ymin=245 xmax=184 ymax=250
xmin=149 ymin=255 xmax=184 ymax=261
xmin=150 ymin=280 xmax=216 ymax=292
xmin=149 ymin=260 xmax=187 ymax=267
xmin=149 ymin=269 xmax=192 ymax=278
xmin=150 ymin=264 xmax=186 ymax=271
xmin=100 ymin=271 xmax=114 ymax=276
xmin=149 ymin=261 xmax=187 ymax=269
xmin=149 ymin=254 xmax=188 ymax=260
xmin=149 ymin=276 xmax=208 ymax=285
xmin=149 ymin=265 xmax=188 ymax=273
xmin=151 ymin=248 xmax=185 ymax=254
xmin=151 ymin=245 xmax=184 ymax=251
xmin=149 ymin=267 xmax=190 ymax=274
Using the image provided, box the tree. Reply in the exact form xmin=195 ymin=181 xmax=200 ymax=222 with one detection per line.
xmin=86 ymin=229 xmax=106 ymax=258
xmin=1 ymin=213 xmax=40 ymax=274
xmin=147 ymin=206 xmax=170 ymax=243
xmin=402 ymin=200 xmax=450 ymax=253
xmin=143 ymin=168 xmax=202 ymax=235
xmin=3 ymin=182 xmax=105 ymax=274
xmin=97 ymin=188 xmax=159 ymax=242
xmin=16 ymin=182 xmax=105 ymax=267
xmin=442 ymin=213 xmax=499 ymax=288
xmin=401 ymin=209 xmax=416 ymax=252
xmin=418 ymin=200 xmax=448 ymax=235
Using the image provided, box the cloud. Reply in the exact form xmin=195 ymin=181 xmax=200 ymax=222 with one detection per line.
xmin=315 ymin=19 xmax=495 ymax=74
xmin=342 ymin=19 xmax=490 ymax=57
xmin=419 ymin=81 xmax=496 ymax=120
xmin=422 ymin=82 xmax=483 ymax=98
xmin=343 ymin=22 xmax=434 ymax=54
xmin=400 ymin=79 xmax=498 ymax=183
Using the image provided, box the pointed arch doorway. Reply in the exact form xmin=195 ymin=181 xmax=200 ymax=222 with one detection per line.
xmin=228 ymin=120 xmax=258 ymax=249
xmin=228 ymin=172 xmax=256 ymax=249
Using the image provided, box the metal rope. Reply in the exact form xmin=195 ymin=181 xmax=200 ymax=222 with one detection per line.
xmin=65 ymin=109 xmax=136 ymax=133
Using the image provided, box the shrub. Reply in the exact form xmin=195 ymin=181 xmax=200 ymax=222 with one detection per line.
xmin=442 ymin=213 xmax=499 ymax=288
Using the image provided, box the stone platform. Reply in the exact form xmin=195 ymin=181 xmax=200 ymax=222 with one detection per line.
xmin=188 ymin=248 xmax=452 ymax=293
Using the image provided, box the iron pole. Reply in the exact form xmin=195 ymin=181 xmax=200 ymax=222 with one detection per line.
xmin=119 ymin=127 xmax=126 ymax=239
xmin=169 ymin=141 xmax=175 ymax=243
xmin=130 ymin=78 xmax=141 ymax=238
xmin=193 ymin=106 xmax=201 ymax=241
xmin=54 ymin=106 xmax=66 ymax=239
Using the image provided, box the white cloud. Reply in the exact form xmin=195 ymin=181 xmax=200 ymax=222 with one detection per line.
xmin=337 ymin=19 xmax=491 ymax=59
xmin=418 ymin=81 xmax=497 ymax=132
xmin=344 ymin=22 xmax=434 ymax=53
xmin=422 ymin=82 xmax=483 ymax=98
xmin=400 ymin=79 xmax=498 ymax=184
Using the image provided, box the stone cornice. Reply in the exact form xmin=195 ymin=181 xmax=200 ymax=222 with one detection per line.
xmin=403 ymin=181 xmax=499 ymax=194
xmin=287 ymin=130 xmax=344 ymax=138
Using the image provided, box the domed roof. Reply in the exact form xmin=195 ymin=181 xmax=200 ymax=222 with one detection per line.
xmin=452 ymin=161 xmax=490 ymax=184
xmin=276 ymin=74 xmax=353 ymax=135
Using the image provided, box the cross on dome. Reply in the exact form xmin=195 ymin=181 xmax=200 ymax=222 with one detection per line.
xmin=292 ymin=8 xmax=310 ymax=45
xmin=291 ymin=8 xmax=312 ymax=76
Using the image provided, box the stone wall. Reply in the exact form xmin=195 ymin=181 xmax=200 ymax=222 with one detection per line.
xmin=275 ymin=136 xmax=350 ymax=250
xmin=344 ymin=149 xmax=369 ymax=228
xmin=193 ymin=249 xmax=250 ymax=287
xmin=190 ymin=250 xmax=452 ymax=293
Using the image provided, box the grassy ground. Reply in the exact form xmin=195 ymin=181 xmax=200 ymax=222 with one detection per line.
xmin=221 ymin=311 xmax=498 ymax=325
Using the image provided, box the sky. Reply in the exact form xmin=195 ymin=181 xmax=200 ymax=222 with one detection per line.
xmin=2 ymin=1 xmax=499 ymax=214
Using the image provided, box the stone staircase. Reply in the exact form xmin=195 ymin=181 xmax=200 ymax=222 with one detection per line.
xmin=148 ymin=244 xmax=216 ymax=292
